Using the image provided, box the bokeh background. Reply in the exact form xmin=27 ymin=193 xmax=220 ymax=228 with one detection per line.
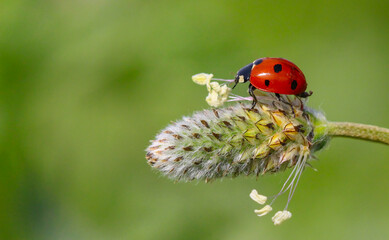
xmin=1 ymin=0 xmax=388 ymax=239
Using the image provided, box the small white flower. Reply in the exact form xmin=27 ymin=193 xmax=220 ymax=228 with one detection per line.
xmin=204 ymin=82 xmax=231 ymax=107
xmin=220 ymin=95 xmax=228 ymax=104
xmin=192 ymin=73 xmax=213 ymax=85
xmin=272 ymin=210 xmax=292 ymax=225
xmin=254 ymin=205 xmax=272 ymax=217
xmin=219 ymin=84 xmax=231 ymax=95
xmin=249 ymin=189 xmax=267 ymax=205
xmin=208 ymin=81 xmax=221 ymax=92
xmin=205 ymin=91 xmax=220 ymax=107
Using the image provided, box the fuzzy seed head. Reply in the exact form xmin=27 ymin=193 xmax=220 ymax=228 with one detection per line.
xmin=146 ymin=92 xmax=328 ymax=182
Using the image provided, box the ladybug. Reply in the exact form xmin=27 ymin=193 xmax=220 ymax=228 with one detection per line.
xmin=233 ymin=58 xmax=312 ymax=107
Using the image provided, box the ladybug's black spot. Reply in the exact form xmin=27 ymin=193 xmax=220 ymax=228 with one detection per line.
xmin=254 ymin=59 xmax=263 ymax=65
xmin=291 ymin=80 xmax=298 ymax=90
xmin=265 ymin=80 xmax=270 ymax=87
xmin=274 ymin=64 xmax=282 ymax=73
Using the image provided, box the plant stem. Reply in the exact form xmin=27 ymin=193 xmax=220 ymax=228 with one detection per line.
xmin=327 ymin=122 xmax=389 ymax=145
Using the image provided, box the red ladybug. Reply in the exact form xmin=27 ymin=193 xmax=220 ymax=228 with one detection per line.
xmin=233 ymin=58 xmax=312 ymax=107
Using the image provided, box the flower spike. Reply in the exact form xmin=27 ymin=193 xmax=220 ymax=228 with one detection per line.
xmin=147 ymin=66 xmax=389 ymax=226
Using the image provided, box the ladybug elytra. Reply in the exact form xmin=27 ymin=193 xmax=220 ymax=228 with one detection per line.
xmin=233 ymin=58 xmax=312 ymax=107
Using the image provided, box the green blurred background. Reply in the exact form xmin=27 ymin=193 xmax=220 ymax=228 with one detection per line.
xmin=0 ymin=0 xmax=388 ymax=239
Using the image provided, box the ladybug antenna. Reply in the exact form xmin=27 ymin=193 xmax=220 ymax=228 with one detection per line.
xmin=232 ymin=80 xmax=239 ymax=89
xmin=232 ymin=74 xmax=243 ymax=89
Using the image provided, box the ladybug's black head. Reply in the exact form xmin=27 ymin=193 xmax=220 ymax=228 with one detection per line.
xmin=233 ymin=62 xmax=253 ymax=89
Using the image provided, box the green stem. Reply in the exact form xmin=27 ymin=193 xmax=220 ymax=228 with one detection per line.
xmin=327 ymin=122 xmax=389 ymax=145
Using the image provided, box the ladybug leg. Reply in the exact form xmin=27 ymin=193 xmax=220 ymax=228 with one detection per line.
xmin=297 ymin=91 xmax=313 ymax=98
xmin=274 ymin=93 xmax=296 ymax=116
xmin=248 ymin=84 xmax=258 ymax=109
